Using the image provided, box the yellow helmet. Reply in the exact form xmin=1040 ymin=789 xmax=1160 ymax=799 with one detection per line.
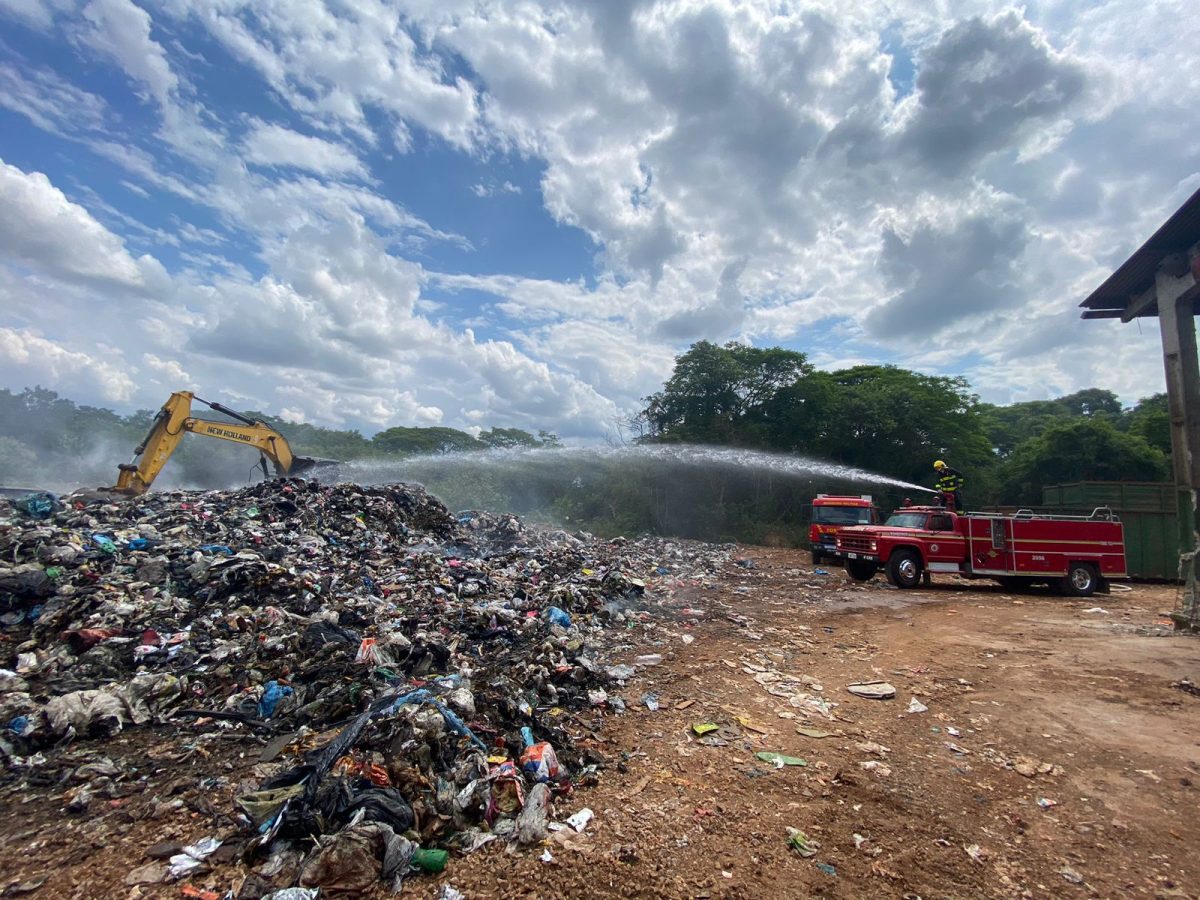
xmin=933 ymin=460 xmax=946 ymax=469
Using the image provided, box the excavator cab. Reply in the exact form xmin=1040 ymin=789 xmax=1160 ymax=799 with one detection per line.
xmin=110 ymin=391 xmax=338 ymax=496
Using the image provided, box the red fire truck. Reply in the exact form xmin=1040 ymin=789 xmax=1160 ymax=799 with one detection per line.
xmin=831 ymin=504 xmax=1126 ymax=596
xmin=809 ymin=495 xmax=881 ymax=565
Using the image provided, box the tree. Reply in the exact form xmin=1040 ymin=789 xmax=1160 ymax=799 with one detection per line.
xmin=1058 ymin=388 xmax=1121 ymax=419
xmin=643 ymin=341 xmax=812 ymax=443
xmin=808 ymin=366 xmax=996 ymax=493
xmin=1125 ymin=393 xmax=1170 ymax=458
xmin=999 ymin=418 xmax=1168 ymax=504
xmin=478 ymin=427 xmax=541 ymax=449
xmin=372 ymin=426 xmax=483 ymax=456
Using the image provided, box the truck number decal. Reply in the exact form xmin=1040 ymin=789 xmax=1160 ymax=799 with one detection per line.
xmin=1031 ymin=555 xmax=1045 ymax=561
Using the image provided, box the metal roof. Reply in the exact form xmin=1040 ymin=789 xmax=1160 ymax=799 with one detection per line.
xmin=1080 ymin=186 xmax=1200 ymax=320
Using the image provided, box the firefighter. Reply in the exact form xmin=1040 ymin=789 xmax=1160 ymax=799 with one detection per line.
xmin=933 ymin=460 xmax=965 ymax=512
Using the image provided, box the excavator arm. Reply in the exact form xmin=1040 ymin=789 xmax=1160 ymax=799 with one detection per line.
xmin=111 ymin=391 xmax=332 ymax=496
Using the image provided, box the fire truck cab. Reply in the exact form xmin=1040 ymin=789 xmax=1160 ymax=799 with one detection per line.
xmin=808 ymin=495 xmax=880 ymax=565
xmin=832 ymin=505 xmax=1126 ymax=597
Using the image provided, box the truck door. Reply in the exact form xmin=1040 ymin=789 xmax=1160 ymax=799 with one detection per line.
xmin=925 ymin=513 xmax=967 ymax=568
xmin=964 ymin=516 xmax=1015 ymax=573
xmin=988 ymin=517 xmax=1016 ymax=572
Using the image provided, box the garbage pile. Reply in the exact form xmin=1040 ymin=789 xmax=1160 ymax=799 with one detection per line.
xmin=0 ymin=479 xmax=730 ymax=894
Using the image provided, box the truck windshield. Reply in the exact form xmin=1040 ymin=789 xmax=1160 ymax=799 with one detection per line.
xmin=813 ymin=506 xmax=873 ymax=525
xmin=884 ymin=512 xmax=928 ymax=529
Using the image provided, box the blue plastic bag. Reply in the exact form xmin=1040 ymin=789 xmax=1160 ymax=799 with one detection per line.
xmin=258 ymin=680 xmax=293 ymax=719
xmin=14 ymin=492 xmax=56 ymax=520
xmin=546 ymin=606 xmax=571 ymax=628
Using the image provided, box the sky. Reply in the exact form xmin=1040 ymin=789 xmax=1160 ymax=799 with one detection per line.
xmin=0 ymin=0 xmax=1197 ymax=442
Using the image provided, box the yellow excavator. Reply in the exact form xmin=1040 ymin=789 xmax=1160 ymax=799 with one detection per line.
xmin=110 ymin=391 xmax=337 ymax=496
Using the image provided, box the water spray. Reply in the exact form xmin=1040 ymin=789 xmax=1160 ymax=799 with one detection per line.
xmin=342 ymin=443 xmax=934 ymax=494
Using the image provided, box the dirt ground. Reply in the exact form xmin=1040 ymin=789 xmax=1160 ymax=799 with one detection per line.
xmin=3 ymin=546 xmax=1200 ymax=899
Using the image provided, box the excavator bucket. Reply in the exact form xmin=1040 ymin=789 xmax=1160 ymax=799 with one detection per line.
xmin=289 ymin=456 xmax=341 ymax=479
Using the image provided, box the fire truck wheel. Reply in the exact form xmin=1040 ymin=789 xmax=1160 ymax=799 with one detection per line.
xmin=811 ymin=549 xmax=822 ymax=566
xmin=845 ymin=559 xmax=878 ymax=581
xmin=1063 ymin=562 xmax=1099 ymax=597
xmin=886 ymin=549 xmax=923 ymax=589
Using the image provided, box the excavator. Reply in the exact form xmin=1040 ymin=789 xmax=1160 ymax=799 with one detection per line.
xmin=109 ymin=391 xmax=337 ymax=496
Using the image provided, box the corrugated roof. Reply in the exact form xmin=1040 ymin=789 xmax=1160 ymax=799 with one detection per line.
xmin=1079 ymin=186 xmax=1200 ymax=320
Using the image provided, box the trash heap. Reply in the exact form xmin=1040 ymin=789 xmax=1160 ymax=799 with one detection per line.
xmin=0 ymin=480 xmax=730 ymax=894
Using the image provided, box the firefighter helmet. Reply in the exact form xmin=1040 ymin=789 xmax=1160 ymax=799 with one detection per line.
xmin=933 ymin=460 xmax=946 ymax=469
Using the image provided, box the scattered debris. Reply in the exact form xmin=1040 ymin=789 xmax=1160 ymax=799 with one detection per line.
xmin=0 ymin=480 xmax=733 ymax=893
xmin=756 ymin=751 xmax=807 ymax=767
xmin=1060 ymin=866 xmax=1084 ymax=884
xmin=565 ymin=808 xmax=594 ymax=833
xmin=796 ymin=726 xmax=834 ymax=739
xmin=786 ymin=827 xmax=818 ymax=857
xmin=1172 ymin=679 xmax=1200 ymax=697
xmin=847 ymin=681 xmax=896 ymax=700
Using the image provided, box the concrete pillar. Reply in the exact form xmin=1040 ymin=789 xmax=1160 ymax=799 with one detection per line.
xmin=1156 ymin=256 xmax=1200 ymax=626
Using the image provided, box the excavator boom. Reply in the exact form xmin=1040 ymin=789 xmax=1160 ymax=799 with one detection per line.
xmin=110 ymin=391 xmax=336 ymax=496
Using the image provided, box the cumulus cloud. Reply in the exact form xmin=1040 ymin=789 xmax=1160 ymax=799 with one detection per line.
xmin=241 ymin=120 xmax=368 ymax=179
xmin=895 ymin=10 xmax=1088 ymax=175
xmin=865 ymin=207 xmax=1029 ymax=337
xmin=0 ymin=327 xmax=135 ymax=402
xmin=0 ymin=159 xmax=151 ymax=287
xmin=0 ymin=0 xmax=1196 ymax=440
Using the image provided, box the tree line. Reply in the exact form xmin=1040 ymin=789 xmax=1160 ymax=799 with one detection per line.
xmin=0 ymin=386 xmax=559 ymax=490
xmin=636 ymin=342 xmax=1169 ymax=505
xmin=0 ymin=346 xmax=1172 ymax=542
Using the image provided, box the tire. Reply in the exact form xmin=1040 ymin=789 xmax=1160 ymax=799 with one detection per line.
xmin=886 ymin=549 xmax=923 ymax=589
xmin=845 ymin=559 xmax=878 ymax=582
xmin=1061 ymin=562 xmax=1099 ymax=597
xmin=811 ymin=549 xmax=822 ymax=566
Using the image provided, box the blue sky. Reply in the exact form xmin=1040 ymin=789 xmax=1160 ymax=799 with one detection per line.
xmin=0 ymin=0 xmax=1196 ymax=440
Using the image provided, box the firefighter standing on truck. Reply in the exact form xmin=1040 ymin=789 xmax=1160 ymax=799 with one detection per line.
xmin=933 ymin=460 xmax=965 ymax=512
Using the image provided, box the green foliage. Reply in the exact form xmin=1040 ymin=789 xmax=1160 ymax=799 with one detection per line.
xmin=372 ymin=426 xmax=484 ymax=455
xmin=643 ymin=341 xmax=813 ymax=444
xmin=998 ymin=418 xmax=1169 ymax=503
xmin=478 ymin=427 xmax=554 ymax=449
xmin=805 ymin=366 xmax=994 ymax=493
xmin=1125 ymin=393 xmax=1170 ymax=457
xmin=0 ymin=386 xmax=560 ymax=492
xmin=981 ymin=388 xmax=1123 ymax=458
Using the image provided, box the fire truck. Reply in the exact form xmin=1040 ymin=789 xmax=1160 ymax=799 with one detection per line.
xmin=831 ymin=504 xmax=1126 ymax=597
xmin=808 ymin=494 xmax=881 ymax=565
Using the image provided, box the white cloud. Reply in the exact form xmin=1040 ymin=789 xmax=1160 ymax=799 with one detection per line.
xmin=0 ymin=327 xmax=136 ymax=402
xmin=471 ymin=180 xmax=522 ymax=197
xmin=0 ymin=60 xmax=108 ymax=134
xmin=78 ymin=0 xmax=178 ymax=106
xmin=0 ymin=159 xmax=151 ymax=287
xmin=0 ymin=0 xmax=71 ymax=29
xmin=1 ymin=0 xmax=1197 ymax=441
xmin=241 ymin=120 xmax=369 ymax=179
xmin=163 ymin=0 xmax=482 ymax=148
xmin=141 ymin=352 xmax=190 ymax=384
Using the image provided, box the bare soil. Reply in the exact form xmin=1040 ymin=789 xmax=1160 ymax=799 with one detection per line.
xmin=3 ymin=547 xmax=1200 ymax=899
